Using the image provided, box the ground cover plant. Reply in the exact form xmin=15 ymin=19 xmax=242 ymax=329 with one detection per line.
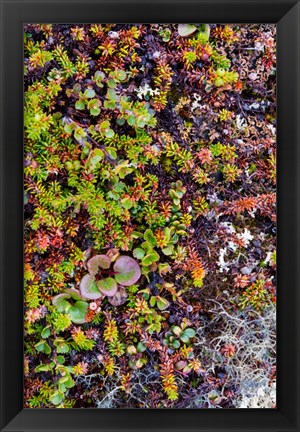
xmin=24 ymin=23 xmax=276 ymax=408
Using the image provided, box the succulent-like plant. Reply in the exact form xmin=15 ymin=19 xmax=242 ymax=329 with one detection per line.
xmin=133 ymin=227 xmax=179 ymax=267
xmin=107 ymin=69 xmax=127 ymax=88
xmin=75 ymin=87 xmax=96 ymax=109
xmin=163 ymin=325 xmax=196 ymax=349
xmin=133 ymin=229 xmax=160 ymax=272
xmin=93 ymin=70 xmax=105 ymax=88
xmin=149 ymin=294 xmax=170 ymax=311
xmin=98 ymin=120 xmax=115 ymax=138
xmin=52 ymin=289 xmax=89 ymax=324
xmin=168 ymin=180 xmax=186 ymax=207
xmin=158 ymin=27 xmax=171 ymax=42
xmin=80 ymin=254 xmax=141 ymax=303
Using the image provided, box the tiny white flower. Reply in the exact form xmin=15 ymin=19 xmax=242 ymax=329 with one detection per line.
xmin=90 ymin=302 xmax=97 ymax=311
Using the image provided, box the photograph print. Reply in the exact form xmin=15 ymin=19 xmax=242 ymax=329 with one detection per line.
xmin=24 ymin=23 xmax=276 ymax=408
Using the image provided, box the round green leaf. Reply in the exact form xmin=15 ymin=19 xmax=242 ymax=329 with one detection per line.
xmin=156 ymin=296 xmax=170 ymax=311
xmin=64 ymin=123 xmax=74 ymax=134
xmin=121 ymin=197 xmax=133 ymax=209
xmin=56 ymin=355 xmax=65 ymax=365
xmin=180 ymin=333 xmax=190 ymax=343
xmin=41 ymin=326 xmax=51 ymax=339
xmin=144 ymin=229 xmax=156 ymax=246
xmin=89 ymin=149 xmax=104 ymax=168
xmin=50 ymin=391 xmax=63 ymax=406
xmin=113 ymin=256 xmax=141 ymax=286
xmin=88 ymin=99 xmax=101 ymax=115
xmin=106 ymin=147 xmax=117 ymax=160
xmin=150 ymin=296 xmax=156 ymax=307
xmin=85 ymin=88 xmax=95 ymax=98
xmin=142 ymin=254 xmax=153 ymax=267
xmin=79 ymin=274 xmax=102 ymax=299
xmin=183 ymin=328 xmax=196 ymax=338
xmin=115 ymin=69 xmax=126 ymax=81
xmin=133 ymin=248 xmax=145 ymax=260
xmin=172 ymin=326 xmax=182 ymax=336
xmin=97 ymin=277 xmax=118 ymax=297
xmin=141 ymin=251 xmax=160 ymax=266
xmin=105 ymin=128 xmax=115 ymax=138
xmin=100 ymin=120 xmax=110 ymax=129
xmin=127 ymin=115 xmax=136 ymax=126
xmin=104 ymin=99 xmax=116 ymax=109
xmin=90 ymin=107 xmax=101 ymax=116
xmin=162 ymin=246 xmax=173 ymax=256
xmin=172 ymin=340 xmax=181 ymax=349
xmin=136 ymin=119 xmax=145 ymax=128
xmin=75 ymin=100 xmax=85 ymax=110
xmin=35 ymin=341 xmax=51 ymax=355
xmin=74 ymin=127 xmax=86 ymax=142
xmin=107 ymin=88 xmax=119 ymax=101
xmin=56 ymin=343 xmax=69 ymax=354
xmin=35 ymin=363 xmax=53 ymax=372
xmin=69 ymin=301 xmax=88 ymax=324
xmin=52 ymin=293 xmax=70 ymax=312
xmin=107 ymin=78 xmax=117 ymax=88
xmin=94 ymin=71 xmax=105 ymax=87
xmin=137 ymin=341 xmax=147 ymax=353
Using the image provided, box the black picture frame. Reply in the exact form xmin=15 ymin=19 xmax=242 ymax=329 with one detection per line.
xmin=0 ymin=0 xmax=299 ymax=431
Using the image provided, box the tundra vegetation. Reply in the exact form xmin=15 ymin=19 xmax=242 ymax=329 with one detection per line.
xmin=24 ymin=23 xmax=276 ymax=408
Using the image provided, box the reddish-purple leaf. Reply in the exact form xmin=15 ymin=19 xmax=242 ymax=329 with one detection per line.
xmin=113 ymin=256 xmax=141 ymax=286
xmin=79 ymin=274 xmax=102 ymax=299
xmin=87 ymin=254 xmax=111 ymax=276
xmin=108 ymin=285 xmax=128 ymax=306
xmin=97 ymin=277 xmax=118 ymax=297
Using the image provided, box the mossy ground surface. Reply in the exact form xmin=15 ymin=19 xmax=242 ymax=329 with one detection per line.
xmin=24 ymin=24 xmax=276 ymax=408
